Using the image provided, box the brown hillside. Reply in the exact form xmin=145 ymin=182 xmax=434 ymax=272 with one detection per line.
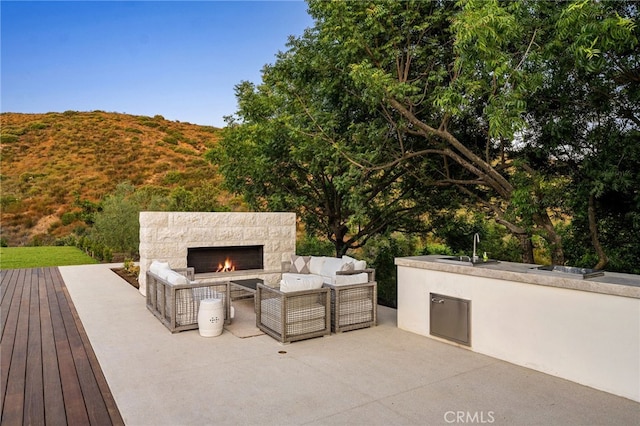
xmin=0 ymin=111 xmax=228 ymax=246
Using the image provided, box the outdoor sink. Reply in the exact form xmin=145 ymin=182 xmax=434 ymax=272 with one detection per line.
xmin=435 ymin=256 xmax=500 ymax=267
xmin=528 ymin=265 xmax=604 ymax=279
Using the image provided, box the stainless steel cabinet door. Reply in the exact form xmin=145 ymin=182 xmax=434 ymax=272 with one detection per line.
xmin=430 ymin=293 xmax=471 ymax=346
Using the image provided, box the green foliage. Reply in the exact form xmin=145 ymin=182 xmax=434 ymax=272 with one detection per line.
xmin=1 ymin=195 xmax=20 ymax=210
xmin=162 ymin=135 xmax=178 ymax=145
xmin=421 ymin=242 xmax=453 ymax=256
xmin=140 ymin=119 xmax=161 ymax=128
xmin=167 ymin=183 xmax=227 ymax=212
xmin=431 ymin=212 xmax=522 ymax=262
xmin=28 ymin=122 xmax=48 ymax=130
xmin=295 ymin=235 xmax=335 ymax=257
xmin=0 ymin=134 xmax=19 ymax=143
xmin=358 ymin=233 xmax=422 ymax=308
xmin=123 ymin=258 xmax=140 ymax=276
xmin=60 ymin=211 xmax=81 ymax=226
xmin=296 ymin=0 xmax=639 ymax=268
xmin=75 ymin=236 xmax=113 ymax=262
xmin=73 ymin=192 xmax=101 ymax=225
xmin=163 ymin=170 xmax=183 ymax=184
xmin=90 ymin=182 xmax=167 ymax=257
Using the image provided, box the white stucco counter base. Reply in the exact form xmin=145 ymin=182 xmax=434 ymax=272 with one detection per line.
xmin=395 ymin=256 xmax=640 ymax=402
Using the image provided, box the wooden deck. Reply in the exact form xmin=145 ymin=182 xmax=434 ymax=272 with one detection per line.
xmin=1 ymin=267 xmax=124 ymax=425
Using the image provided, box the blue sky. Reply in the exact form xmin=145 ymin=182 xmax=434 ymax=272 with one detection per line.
xmin=1 ymin=1 xmax=314 ymax=128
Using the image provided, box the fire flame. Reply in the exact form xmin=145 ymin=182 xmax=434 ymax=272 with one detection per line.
xmin=216 ymin=257 xmax=235 ymax=272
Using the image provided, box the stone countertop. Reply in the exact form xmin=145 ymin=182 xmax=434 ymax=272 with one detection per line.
xmin=395 ymin=255 xmax=640 ymax=299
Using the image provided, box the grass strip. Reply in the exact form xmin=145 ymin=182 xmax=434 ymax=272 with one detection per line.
xmin=0 ymin=246 xmax=99 ymax=270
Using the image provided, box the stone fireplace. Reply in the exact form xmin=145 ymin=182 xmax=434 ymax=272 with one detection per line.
xmin=187 ymin=245 xmax=264 ymax=273
xmin=138 ymin=212 xmax=296 ymax=296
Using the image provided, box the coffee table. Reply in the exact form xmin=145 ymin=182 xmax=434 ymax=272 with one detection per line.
xmin=229 ymin=278 xmax=264 ymax=305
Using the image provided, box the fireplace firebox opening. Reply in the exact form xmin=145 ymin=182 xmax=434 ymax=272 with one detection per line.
xmin=187 ymin=245 xmax=264 ymax=274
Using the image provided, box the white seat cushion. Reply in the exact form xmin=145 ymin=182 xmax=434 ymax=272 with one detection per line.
xmin=280 ymin=273 xmax=324 ymax=292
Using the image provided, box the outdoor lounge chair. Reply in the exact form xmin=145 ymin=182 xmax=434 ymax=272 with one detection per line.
xmin=256 ymin=282 xmax=331 ymax=344
xmin=146 ymin=263 xmax=230 ymax=333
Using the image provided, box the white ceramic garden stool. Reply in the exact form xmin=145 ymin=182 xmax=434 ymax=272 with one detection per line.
xmin=198 ymin=298 xmax=224 ymax=337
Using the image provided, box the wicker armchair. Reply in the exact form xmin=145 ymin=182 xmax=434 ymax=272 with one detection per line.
xmin=256 ymin=283 xmax=331 ymax=344
xmin=324 ymin=280 xmax=377 ymax=333
xmin=146 ymin=268 xmax=230 ymax=333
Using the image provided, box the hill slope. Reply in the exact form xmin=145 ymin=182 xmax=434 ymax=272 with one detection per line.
xmin=1 ymin=111 xmax=227 ymax=246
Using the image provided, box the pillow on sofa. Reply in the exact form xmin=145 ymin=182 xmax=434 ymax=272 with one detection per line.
xmin=149 ymin=260 xmax=171 ymax=279
xmin=280 ymin=273 xmax=324 ymax=293
xmin=309 ymin=256 xmax=326 ymax=275
xmin=342 ymin=255 xmax=366 ymax=270
xmin=320 ymin=256 xmax=345 ymax=278
xmin=340 ymin=261 xmax=355 ymax=272
xmin=290 ymin=254 xmax=311 ymax=273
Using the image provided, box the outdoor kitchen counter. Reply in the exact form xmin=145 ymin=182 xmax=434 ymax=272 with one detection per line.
xmin=395 ymin=255 xmax=640 ymax=299
xmin=395 ymin=255 xmax=640 ymax=402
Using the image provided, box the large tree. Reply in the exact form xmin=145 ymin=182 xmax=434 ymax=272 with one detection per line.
xmin=214 ymin=0 xmax=637 ymax=266
xmin=303 ymin=0 xmax=637 ymax=265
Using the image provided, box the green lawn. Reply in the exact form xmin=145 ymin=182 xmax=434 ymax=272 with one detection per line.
xmin=0 ymin=246 xmax=99 ymax=270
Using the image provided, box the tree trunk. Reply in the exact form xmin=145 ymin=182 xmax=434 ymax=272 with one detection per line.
xmin=533 ymin=211 xmax=565 ymax=265
xmin=331 ymin=223 xmax=350 ymax=257
xmin=518 ymin=233 xmax=535 ymax=264
xmin=588 ymin=194 xmax=609 ymax=270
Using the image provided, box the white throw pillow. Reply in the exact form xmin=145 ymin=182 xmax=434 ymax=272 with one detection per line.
xmin=149 ymin=260 xmax=170 ymax=276
xmin=342 ymin=255 xmax=366 ymax=270
xmin=280 ymin=273 xmax=324 ymax=293
xmin=320 ymin=257 xmax=344 ymax=277
xmin=308 ymin=256 xmax=326 ymax=275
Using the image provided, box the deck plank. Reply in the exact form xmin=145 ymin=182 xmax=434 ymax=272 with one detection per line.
xmin=1 ymin=269 xmax=21 ymax=411
xmin=41 ymin=267 xmax=67 ymax=425
xmin=25 ymin=269 xmax=45 ymax=424
xmin=2 ymin=268 xmax=31 ymax=425
xmin=0 ymin=267 xmax=124 ymax=426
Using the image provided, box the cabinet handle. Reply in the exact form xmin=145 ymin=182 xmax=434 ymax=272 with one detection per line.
xmin=431 ymin=297 xmax=445 ymax=304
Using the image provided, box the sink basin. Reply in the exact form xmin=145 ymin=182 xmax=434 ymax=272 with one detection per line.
xmin=435 ymin=256 xmax=500 ymax=267
xmin=528 ymin=265 xmax=604 ymax=279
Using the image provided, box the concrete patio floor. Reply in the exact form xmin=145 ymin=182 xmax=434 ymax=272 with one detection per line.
xmin=60 ymin=264 xmax=639 ymax=425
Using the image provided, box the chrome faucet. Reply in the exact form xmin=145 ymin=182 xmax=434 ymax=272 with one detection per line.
xmin=472 ymin=233 xmax=480 ymax=262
